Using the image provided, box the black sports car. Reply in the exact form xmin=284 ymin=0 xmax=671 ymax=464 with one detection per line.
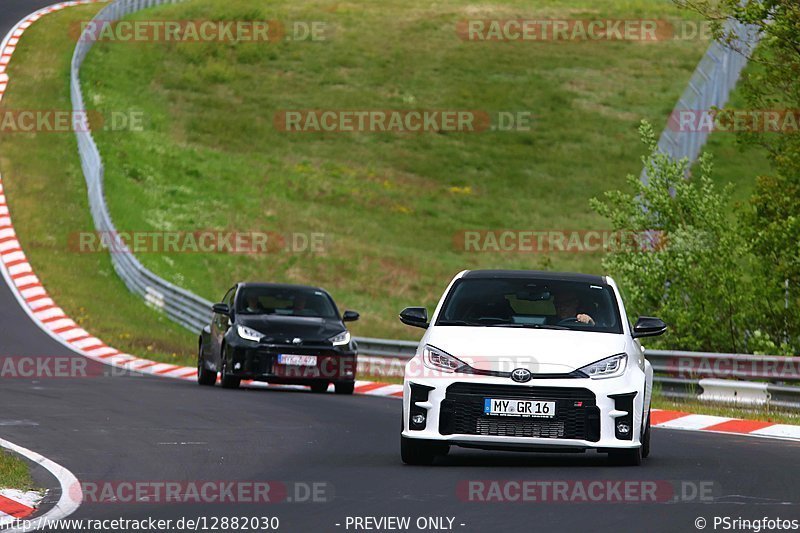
xmin=198 ymin=282 xmax=359 ymax=394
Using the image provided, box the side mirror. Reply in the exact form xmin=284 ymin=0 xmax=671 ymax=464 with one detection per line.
xmin=342 ymin=310 xmax=360 ymax=322
xmin=212 ymin=303 xmax=230 ymax=316
xmin=399 ymin=307 xmax=428 ymax=329
xmin=632 ymin=316 xmax=667 ymax=338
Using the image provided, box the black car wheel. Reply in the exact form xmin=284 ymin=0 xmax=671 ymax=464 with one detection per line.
xmin=310 ymin=382 xmax=329 ymax=393
xmin=334 ymin=382 xmax=355 ymax=395
xmin=608 ymin=446 xmax=643 ymax=466
xmin=642 ymin=410 xmax=651 ymax=459
xmin=197 ymin=342 xmax=217 ymax=386
xmin=220 ymin=345 xmax=241 ymax=389
xmin=400 ymin=435 xmax=448 ymax=465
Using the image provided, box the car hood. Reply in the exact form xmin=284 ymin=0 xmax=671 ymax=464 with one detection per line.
xmin=237 ymin=315 xmax=344 ymax=342
xmin=424 ymin=326 xmax=627 ymax=374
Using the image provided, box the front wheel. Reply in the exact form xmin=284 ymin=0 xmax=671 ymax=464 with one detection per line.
xmin=310 ymin=382 xmax=329 ymax=393
xmin=608 ymin=446 xmax=642 ymax=466
xmin=197 ymin=343 xmax=217 ymax=386
xmin=642 ymin=410 xmax=651 ymax=459
xmin=400 ymin=435 xmax=448 ymax=465
xmin=334 ymin=382 xmax=355 ymax=395
xmin=220 ymin=346 xmax=241 ymax=389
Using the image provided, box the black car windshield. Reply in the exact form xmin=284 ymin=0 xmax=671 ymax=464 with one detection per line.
xmin=237 ymin=286 xmax=339 ymax=319
xmin=436 ymin=277 xmax=623 ymax=334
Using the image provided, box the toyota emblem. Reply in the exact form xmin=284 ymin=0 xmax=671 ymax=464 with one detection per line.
xmin=511 ymin=368 xmax=532 ymax=383
xmin=292 ymin=337 xmax=302 ymax=345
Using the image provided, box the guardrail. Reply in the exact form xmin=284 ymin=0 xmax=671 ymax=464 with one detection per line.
xmin=70 ymin=1 xmax=798 ymax=410
xmin=71 ymin=0 xmax=211 ymax=333
xmin=642 ymin=17 xmax=759 ymax=181
xmin=354 ymin=337 xmax=417 ymax=358
xmin=647 ymin=350 xmax=800 ymax=409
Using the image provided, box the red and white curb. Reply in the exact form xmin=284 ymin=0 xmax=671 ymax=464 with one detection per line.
xmin=0 ymin=0 xmax=105 ymax=99
xmin=0 ymin=436 xmax=81 ymax=533
xmin=0 ymin=3 xmax=101 ymax=531
xmin=0 ymin=490 xmax=41 ymax=523
xmin=0 ymin=0 xmax=797 ymax=459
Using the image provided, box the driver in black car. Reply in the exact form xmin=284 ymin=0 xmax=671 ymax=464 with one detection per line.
xmin=552 ymin=290 xmax=595 ymax=325
xmin=244 ymin=293 xmax=263 ymax=313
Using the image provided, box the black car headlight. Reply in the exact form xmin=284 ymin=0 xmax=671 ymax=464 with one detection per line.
xmin=237 ymin=325 xmax=264 ymax=343
xmin=329 ymin=330 xmax=351 ymax=346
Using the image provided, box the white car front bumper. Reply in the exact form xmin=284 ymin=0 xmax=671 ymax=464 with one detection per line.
xmin=402 ymin=370 xmax=649 ymax=451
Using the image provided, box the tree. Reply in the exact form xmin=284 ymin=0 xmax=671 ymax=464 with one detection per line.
xmin=674 ymin=0 xmax=800 ymax=351
xmin=591 ymin=122 xmax=761 ymax=353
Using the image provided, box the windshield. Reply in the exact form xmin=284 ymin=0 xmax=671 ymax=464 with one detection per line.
xmin=236 ymin=286 xmax=339 ymax=319
xmin=436 ymin=277 xmax=623 ymax=334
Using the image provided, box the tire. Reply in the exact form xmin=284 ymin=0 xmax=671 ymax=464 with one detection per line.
xmin=197 ymin=343 xmax=217 ymax=386
xmin=220 ymin=346 xmax=241 ymax=389
xmin=400 ymin=435 xmax=448 ymax=465
xmin=334 ymin=382 xmax=355 ymax=395
xmin=310 ymin=382 xmax=329 ymax=393
xmin=608 ymin=446 xmax=643 ymax=466
xmin=642 ymin=410 xmax=651 ymax=459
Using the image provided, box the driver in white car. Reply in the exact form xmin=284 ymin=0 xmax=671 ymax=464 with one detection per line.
xmin=552 ymin=289 xmax=595 ymax=325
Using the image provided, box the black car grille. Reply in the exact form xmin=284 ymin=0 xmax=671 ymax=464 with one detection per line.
xmin=234 ymin=345 xmax=337 ymax=365
xmin=475 ymin=418 xmax=566 ymax=438
xmin=237 ymin=349 xmax=274 ymax=374
xmin=439 ymin=383 xmax=600 ymax=441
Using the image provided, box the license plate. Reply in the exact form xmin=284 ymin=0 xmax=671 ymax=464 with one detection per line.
xmin=484 ymin=398 xmax=556 ymax=418
xmin=277 ymin=354 xmax=317 ymax=367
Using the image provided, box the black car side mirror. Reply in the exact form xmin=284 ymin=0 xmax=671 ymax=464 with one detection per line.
xmin=399 ymin=307 xmax=428 ymax=329
xmin=342 ymin=310 xmax=360 ymax=322
xmin=212 ymin=303 xmax=230 ymax=316
xmin=632 ymin=316 xmax=667 ymax=338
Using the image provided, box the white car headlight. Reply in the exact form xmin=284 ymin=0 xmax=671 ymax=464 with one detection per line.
xmin=579 ymin=353 xmax=627 ymax=379
xmin=329 ymin=330 xmax=351 ymax=346
xmin=422 ymin=345 xmax=467 ymax=373
xmin=237 ymin=325 xmax=264 ymax=342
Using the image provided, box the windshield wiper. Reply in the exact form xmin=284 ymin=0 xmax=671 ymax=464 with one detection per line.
xmin=437 ymin=320 xmax=484 ymax=326
xmin=485 ymin=323 xmax=570 ymax=330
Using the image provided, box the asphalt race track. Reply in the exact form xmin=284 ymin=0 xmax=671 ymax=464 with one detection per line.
xmin=2 ymin=2 xmax=800 ymax=532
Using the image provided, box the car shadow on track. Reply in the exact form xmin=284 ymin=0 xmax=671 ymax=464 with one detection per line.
xmin=431 ymin=450 xmax=615 ymax=468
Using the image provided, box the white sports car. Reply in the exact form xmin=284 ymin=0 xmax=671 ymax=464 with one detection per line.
xmin=399 ymin=270 xmax=666 ymax=466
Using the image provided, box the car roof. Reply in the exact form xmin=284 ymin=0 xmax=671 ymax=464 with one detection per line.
xmin=237 ymin=282 xmax=330 ymax=293
xmin=461 ymin=269 xmax=606 ymax=285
